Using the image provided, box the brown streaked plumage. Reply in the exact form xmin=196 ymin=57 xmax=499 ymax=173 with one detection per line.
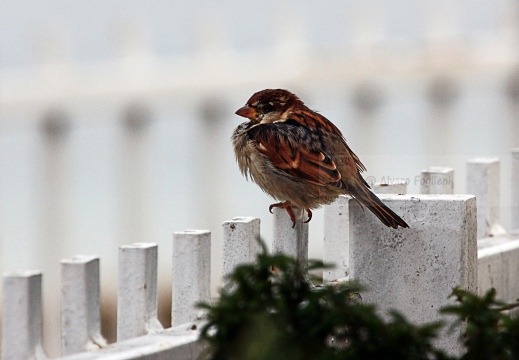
xmin=232 ymin=89 xmax=409 ymax=229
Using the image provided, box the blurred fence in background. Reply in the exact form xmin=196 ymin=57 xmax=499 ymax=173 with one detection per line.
xmin=1 ymin=0 xmax=519 ymax=356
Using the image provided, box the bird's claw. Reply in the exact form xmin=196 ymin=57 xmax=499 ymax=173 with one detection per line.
xmin=269 ymin=202 xmax=313 ymax=228
xmin=269 ymin=201 xmax=296 ymax=227
xmin=303 ymin=208 xmax=312 ymax=223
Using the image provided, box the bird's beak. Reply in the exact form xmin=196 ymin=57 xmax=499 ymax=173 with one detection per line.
xmin=235 ymin=105 xmax=257 ymax=120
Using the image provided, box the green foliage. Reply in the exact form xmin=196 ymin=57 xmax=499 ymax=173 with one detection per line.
xmin=199 ymin=241 xmax=446 ymax=360
xmin=198 ymin=240 xmax=519 ymax=360
xmin=441 ymin=288 xmax=519 ymax=360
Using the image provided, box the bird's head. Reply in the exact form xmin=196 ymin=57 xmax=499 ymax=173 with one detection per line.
xmin=235 ymin=89 xmax=304 ymax=124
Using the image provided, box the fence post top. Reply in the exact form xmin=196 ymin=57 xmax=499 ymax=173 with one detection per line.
xmin=120 ymin=243 xmax=157 ymax=250
xmin=3 ymin=270 xmax=42 ymax=278
xmin=421 ymin=166 xmax=454 ymax=174
xmin=362 ymin=194 xmax=475 ymax=202
xmin=223 ymin=217 xmax=260 ymax=225
xmin=61 ymin=255 xmax=99 ymax=264
xmin=173 ymin=230 xmax=210 ymax=236
xmin=467 ymin=157 xmax=500 ymax=164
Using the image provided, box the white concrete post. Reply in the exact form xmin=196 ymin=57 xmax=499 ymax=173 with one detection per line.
xmin=323 ymin=196 xmax=350 ymax=282
xmin=420 ymin=167 xmax=454 ymax=194
xmin=117 ymin=243 xmax=163 ymax=342
xmin=222 ymin=217 xmax=261 ymax=287
xmin=172 ymin=230 xmax=211 ymax=326
xmin=373 ymin=181 xmax=407 ymax=194
xmin=272 ymin=207 xmax=308 ymax=267
xmin=61 ymin=256 xmax=107 ymax=355
xmin=466 ymin=157 xmax=504 ymax=238
xmin=2 ymin=271 xmax=47 ymax=360
xmin=349 ymin=194 xmax=477 ymax=355
xmin=478 ymin=238 xmax=519 ymax=302
xmin=512 ymin=149 xmax=519 ymax=234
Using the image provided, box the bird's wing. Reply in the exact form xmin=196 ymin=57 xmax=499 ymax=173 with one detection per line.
xmin=288 ymin=109 xmax=367 ymax=173
xmin=249 ymin=123 xmax=346 ymax=189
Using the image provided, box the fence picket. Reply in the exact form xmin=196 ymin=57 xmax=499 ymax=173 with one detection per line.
xmin=272 ymin=207 xmax=308 ymax=266
xmin=323 ymin=195 xmax=350 ymax=282
xmin=420 ymin=166 xmax=455 ymax=194
xmin=222 ymin=217 xmax=261 ymax=289
xmin=2 ymin=271 xmax=47 ymax=360
xmin=117 ymin=243 xmax=163 ymax=342
xmin=172 ymin=230 xmax=211 ymax=326
xmin=467 ymin=157 xmax=504 ymax=238
xmin=61 ymin=256 xmax=107 ymax=355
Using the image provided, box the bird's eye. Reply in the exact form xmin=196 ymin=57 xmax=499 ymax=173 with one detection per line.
xmin=258 ymin=102 xmax=274 ymax=113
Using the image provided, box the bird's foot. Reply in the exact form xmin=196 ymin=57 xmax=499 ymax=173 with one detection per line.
xmin=269 ymin=201 xmax=296 ymax=227
xmin=269 ymin=202 xmax=313 ymax=228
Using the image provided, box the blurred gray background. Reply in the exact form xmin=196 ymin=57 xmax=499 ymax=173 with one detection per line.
xmin=0 ymin=0 xmax=518 ymax=356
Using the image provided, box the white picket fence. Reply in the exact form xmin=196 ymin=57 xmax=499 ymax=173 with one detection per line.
xmin=1 ymin=213 xmax=308 ymax=360
xmin=2 ymin=148 xmax=519 ymax=359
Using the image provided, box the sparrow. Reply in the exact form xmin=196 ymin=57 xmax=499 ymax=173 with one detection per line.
xmin=232 ymin=89 xmax=409 ymax=229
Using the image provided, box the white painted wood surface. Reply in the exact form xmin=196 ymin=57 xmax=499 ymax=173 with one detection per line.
xmin=59 ymin=322 xmax=205 ymax=360
xmin=349 ymin=194 xmax=477 ymax=355
xmin=323 ymin=195 xmax=350 ymax=282
xmin=272 ymin=207 xmax=308 ymax=267
xmin=172 ymin=230 xmax=211 ymax=326
xmin=420 ymin=166 xmax=454 ymax=194
xmin=467 ymin=157 xmax=505 ymax=238
xmin=2 ymin=271 xmax=47 ymax=360
xmin=117 ymin=243 xmax=163 ymax=342
xmin=61 ymin=256 xmax=107 ymax=355
xmin=222 ymin=217 xmax=261 ymax=289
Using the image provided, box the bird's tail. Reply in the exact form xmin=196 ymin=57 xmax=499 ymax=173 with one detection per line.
xmin=352 ymin=186 xmax=409 ymax=229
